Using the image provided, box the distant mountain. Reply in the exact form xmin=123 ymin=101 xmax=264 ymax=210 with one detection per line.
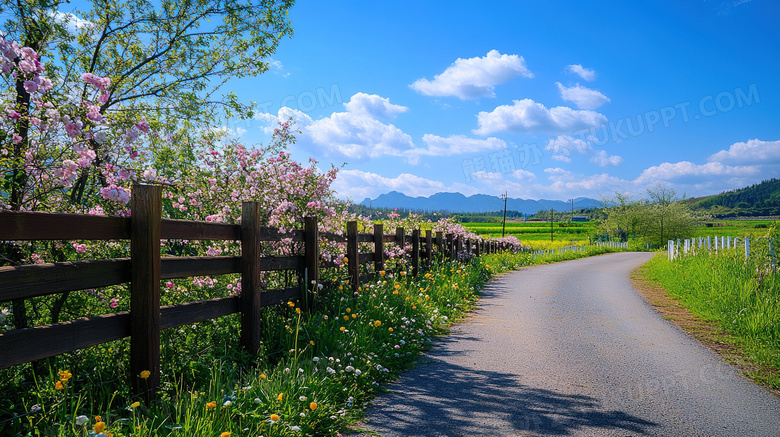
xmin=359 ymin=191 xmax=601 ymax=215
xmin=686 ymin=178 xmax=780 ymax=217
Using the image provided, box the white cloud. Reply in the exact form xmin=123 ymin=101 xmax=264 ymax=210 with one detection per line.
xmin=634 ymin=161 xmax=757 ymax=185
xmin=473 ymin=99 xmax=607 ymax=135
xmin=51 ymin=11 xmax=94 ymax=33
xmin=707 ymin=139 xmax=780 ymax=165
xmin=566 ymin=64 xmax=596 ymax=81
xmin=511 ymin=169 xmax=537 ymax=182
xmin=556 ymin=83 xmax=610 ymax=109
xmin=266 ymin=58 xmax=289 ymax=77
xmin=410 ymin=50 xmax=533 ymax=100
xmin=255 ymin=94 xmax=414 ymax=162
xmin=545 ymin=134 xmax=592 ymax=160
xmin=590 ymin=150 xmax=623 ymax=166
xmin=331 ymin=169 xmax=451 ymax=201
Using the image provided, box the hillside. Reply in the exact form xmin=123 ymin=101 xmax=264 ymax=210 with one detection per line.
xmin=687 ymin=178 xmax=780 ymax=217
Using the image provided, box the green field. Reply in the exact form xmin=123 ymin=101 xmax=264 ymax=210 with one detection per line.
xmin=463 ymin=219 xmax=776 ymax=249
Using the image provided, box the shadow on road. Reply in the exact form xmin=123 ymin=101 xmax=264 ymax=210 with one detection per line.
xmin=349 ymin=342 xmax=658 ymax=436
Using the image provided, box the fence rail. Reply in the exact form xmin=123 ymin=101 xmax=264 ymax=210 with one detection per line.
xmin=0 ymin=185 xmax=512 ymax=397
xmin=667 ymin=235 xmax=777 ymax=261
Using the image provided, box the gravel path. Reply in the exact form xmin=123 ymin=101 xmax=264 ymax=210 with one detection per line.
xmin=349 ymin=252 xmax=780 ymax=436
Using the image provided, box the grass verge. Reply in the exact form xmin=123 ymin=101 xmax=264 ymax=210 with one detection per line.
xmin=633 ymin=252 xmax=780 ymax=394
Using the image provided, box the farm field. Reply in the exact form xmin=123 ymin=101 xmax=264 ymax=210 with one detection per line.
xmin=463 ymin=219 xmax=776 ymax=250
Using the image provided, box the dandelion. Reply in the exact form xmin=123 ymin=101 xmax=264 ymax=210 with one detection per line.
xmin=388 ymin=327 xmax=393 ymax=332
xmin=139 ymin=370 xmax=151 ymax=379
xmin=340 ymin=326 xmax=346 ymax=331
xmin=94 ymin=422 xmax=106 ymax=433
xmin=346 ymin=308 xmax=351 ymax=313
xmin=130 ymin=401 xmax=140 ymax=409
xmin=260 ymin=374 xmax=267 ymax=379
xmin=277 ymin=393 xmax=284 ymax=401
xmin=373 ymin=320 xmax=381 ymax=327
xmin=269 ymin=413 xmax=280 ymax=424
xmin=206 ymin=401 xmax=217 ymax=410
xmin=221 ymin=433 xmax=231 ymax=437
xmin=380 ymin=270 xmax=386 ymax=276
xmin=310 ymin=401 xmax=318 ymax=410
xmin=343 ymin=315 xmax=349 ymax=321
xmin=287 ymin=301 xmax=295 ymax=307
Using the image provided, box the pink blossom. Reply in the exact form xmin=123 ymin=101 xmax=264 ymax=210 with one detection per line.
xmin=100 ymin=185 xmax=131 ymax=205
xmin=81 ymin=72 xmax=111 ymax=91
xmin=12 ymin=134 xmax=22 ymax=144
xmin=18 ymin=59 xmax=36 ymax=74
xmin=23 ymin=80 xmax=37 ymax=93
xmin=109 ymin=298 xmax=118 ymax=308
xmin=71 ymin=242 xmax=87 ymax=253
xmin=117 ymin=168 xmax=131 ymax=180
xmin=64 ymin=122 xmax=81 ymax=138
xmin=135 ymin=120 xmax=150 ymax=133
xmin=142 ymin=167 xmax=157 ymax=181
xmin=6 ymin=109 xmax=20 ymax=120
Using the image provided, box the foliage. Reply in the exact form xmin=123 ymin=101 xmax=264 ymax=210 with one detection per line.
xmin=688 ymin=178 xmax=780 ymax=217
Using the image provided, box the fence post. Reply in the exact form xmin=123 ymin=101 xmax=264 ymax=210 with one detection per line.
xmin=304 ymin=216 xmax=320 ymax=310
xmin=130 ymin=184 xmax=162 ymax=399
xmin=240 ymin=202 xmax=264 ymax=355
xmin=412 ymin=229 xmax=420 ymax=276
xmin=436 ymin=231 xmax=444 ymax=261
xmin=745 ymin=237 xmax=750 ymax=260
xmin=374 ymin=223 xmax=385 ymax=274
xmin=395 ymin=227 xmax=405 ymax=274
xmin=466 ymin=238 xmax=471 ymax=257
xmin=425 ymin=230 xmax=433 ymax=268
xmin=446 ymin=234 xmax=454 ymax=260
xmin=347 ymin=221 xmax=359 ymax=292
xmin=475 ymin=238 xmax=481 ymax=257
xmin=455 ymin=236 xmax=461 ymax=261
xmin=668 ymin=240 xmax=673 ymax=260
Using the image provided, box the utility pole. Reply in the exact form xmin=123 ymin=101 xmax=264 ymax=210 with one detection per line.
xmin=569 ymin=198 xmax=574 ymax=222
xmin=550 ymin=208 xmax=554 ymax=242
xmin=500 ymin=192 xmax=508 ymax=237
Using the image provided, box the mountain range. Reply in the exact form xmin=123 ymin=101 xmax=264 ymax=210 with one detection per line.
xmin=359 ymin=192 xmax=602 ymax=215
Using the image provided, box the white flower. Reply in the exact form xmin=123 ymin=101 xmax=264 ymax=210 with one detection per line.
xmin=354 ymin=369 xmax=362 ymax=376
xmin=345 ymin=366 xmax=355 ymax=372
xmin=290 ymin=425 xmax=301 ymax=431
xmin=299 ymin=396 xmax=307 ymax=401
xmin=313 ymin=357 xmax=320 ymax=362
xmin=75 ymin=415 xmax=89 ymax=426
xmin=223 ymin=400 xmax=232 ymax=407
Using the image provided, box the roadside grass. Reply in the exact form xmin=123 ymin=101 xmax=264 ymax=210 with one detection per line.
xmin=0 ymin=247 xmax=628 ymax=436
xmin=638 ymin=251 xmax=780 ymax=391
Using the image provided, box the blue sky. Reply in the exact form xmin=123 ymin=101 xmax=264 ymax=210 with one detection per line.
xmin=229 ymin=0 xmax=780 ymax=202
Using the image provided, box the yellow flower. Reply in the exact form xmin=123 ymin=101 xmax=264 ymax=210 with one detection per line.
xmin=55 ymin=381 xmax=64 ymax=390
xmin=287 ymin=301 xmax=295 ymax=307
xmin=351 ymin=314 xmax=356 ymax=318
xmin=393 ymin=291 xmax=399 ymax=295
xmin=388 ymin=327 xmax=393 ymax=332
xmin=340 ymin=326 xmax=346 ymax=332
xmin=400 ymin=271 xmax=406 ymax=276
xmin=343 ymin=315 xmax=349 ymax=321
xmin=346 ymin=308 xmax=351 ymax=313
xmin=130 ymin=401 xmax=141 ymax=409
xmin=277 ymin=392 xmax=284 ymax=401
xmin=373 ymin=320 xmax=381 ymax=327
xmin=394 ymin=284 xmax=400 ymax=290
xmin=139 ymin=370 xmax=151 ymax=380
xmin=309 ymin=402 xmax=318 ymax=410
xmin=380 ymin=270 xmax=386 ymax=277
xmin=259 ymin=374 xmax=267 ymax=380
xmin=343 ymin=257 xmax=348 ymax=263
xmin=309 ymin=340 xmax=315 ymax=345
xmin=94 ymin=422 xmax=106 ymax=433
xmin=58 ymin=370 xmax=72 ymax=382
xmin=270 ymin=413 xmax=280 ymax=423
xmin=221 ymin=433 xmax=231 ymax=437
xmin=206 ymin=401 xmax=217 ymax=410
xmin=295 ymin=307 xmax=301 ymax=314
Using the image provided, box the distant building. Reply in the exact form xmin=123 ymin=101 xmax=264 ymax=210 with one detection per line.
xmin=572 ymin=216 xmax=588 ymax=222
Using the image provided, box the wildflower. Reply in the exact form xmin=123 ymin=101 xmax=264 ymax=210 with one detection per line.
xmin=340 ymin=326 xmax=346 ymax=331
xmin=374 ymin=320 xmax=381 ymax=327
xmin=206 ymin=401 xmax=217 ymax=410
xmin=343 ymin=315 xmax=349 ymax=321
xmin=269 ymin=413 xmax=280 ymax=424
xmin=313 ymin=357 xmax=320 ymax=362
xmin=380 ymin=270 xmax=386 ymax=276
xmin=355 ymin=369 xmax=362 ymax=375
xmin=345 ymin=366 xmax=355 ymax=372
xmin=299 ymin=396 xmax=307 ymax=401
xmin=290 ymin=425 xmax=301 ymax=431
xmin=343 ymin=257 xmax=348 ymax=263
xmin=223 ymin=400 xmax=232 ymax=407
xmin=277 ymin=393 xmax=284 ymax=401
xmin=221 ymin=433 xmax=231 ymax=437
xmin=310 ymin=401 xmax=318 ymax=410
xmin=139 ymin=370 xmax=151 ymax=379
xmin=130 ymin=401 xmax=140 ymax=409
xmin=75 ymin=415 xmax=89 ymax=426
xmin=260 ymin=374 xmax=267 ymax=379
xmin=296 ymin=307 xmax=301 ymax=314
xmin=55 ymin=381 xmax=64 ymax=390
xmin=388 ymin=327 xmax=393 ymax=332
xmin=58 ymin=370 xmax=72 ymax=381
xmin=94 ymin=422 xmax=106 ymax=433
xmin=310 ymin=340 xmax=315 ymax=345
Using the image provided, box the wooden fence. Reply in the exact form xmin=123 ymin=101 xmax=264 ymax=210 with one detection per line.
xmin=0 ymin=185 xmax=510 ymax=396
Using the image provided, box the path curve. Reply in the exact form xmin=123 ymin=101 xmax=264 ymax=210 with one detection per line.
xmin=351 ymin=252 xmax=780 ymax=436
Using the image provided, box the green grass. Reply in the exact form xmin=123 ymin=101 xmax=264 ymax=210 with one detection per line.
xmin=0 ymin=247 xmax=630 ymax=436
xmin=640 ymin=249 xmax=779 ymax=390
xmin=462 ymin=221 xmax=594 ymax=243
